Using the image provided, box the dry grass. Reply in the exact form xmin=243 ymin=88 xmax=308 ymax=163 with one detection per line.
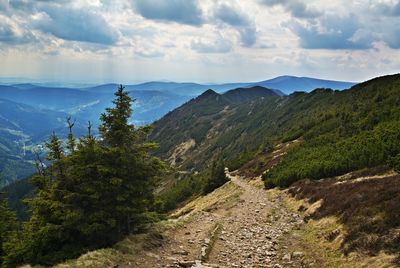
xmin=171 ymin=181 xmax=242 ymax=219
xmin=168 ymin=138 xmax=196 ymax=166
xmin=55 ymin=228 xmax=164 ymax=268
xmin=237 ymin=139 xmax=300 ymax=178
xmin=286 ymin=167 xmax=400 ymax=267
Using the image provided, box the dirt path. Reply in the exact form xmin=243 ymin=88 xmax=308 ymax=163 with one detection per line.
xmin=125 ymin=173 xmax=305 ymax=268
xmin=206 ymin=173 xmax=305 ymax=268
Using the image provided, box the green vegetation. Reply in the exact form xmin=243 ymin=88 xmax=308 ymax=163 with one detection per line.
xmin=203 ymin=160 xmax=228 ymax=194
xmin=150 ymin=74 xmax=400 ymax=189
xmin=1 ymin=86 xmax=165 ymax=267
xmin=1 ymin=177 xmax=33 ymax=221
xmin=151 ymin=87 xmax=281 ymax=170
xmin=156 ymin=160 xmax=229 ymax=213
xmin=263 ymin=75 xmax=400 ymax=187
xmin=390 ymin=153 xmax=400 ymax=173
xmin=0 ymin=194 xmax=17 ymax=268
xmin=156 ymin=173 xmax=206 ymax=213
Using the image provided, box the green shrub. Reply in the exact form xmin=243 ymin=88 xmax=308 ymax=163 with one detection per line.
xmin=203 ymin=161 xmax=228 ymax=194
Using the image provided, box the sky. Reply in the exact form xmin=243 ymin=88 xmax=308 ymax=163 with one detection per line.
xmin=0 ymin=0 xmax=400 ymax=84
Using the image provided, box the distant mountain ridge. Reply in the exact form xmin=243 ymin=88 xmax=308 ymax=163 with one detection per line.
xmin=82 ymin=76 xmax=354 ymax=96
xmin=2 ymin=75 xmax=355 ymax=96
xmin=251 ymin=76 xmax=355 ymax=94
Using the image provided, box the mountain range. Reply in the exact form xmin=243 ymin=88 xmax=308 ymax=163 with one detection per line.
xmin=0 ymin=75 xmax=354 ymax=187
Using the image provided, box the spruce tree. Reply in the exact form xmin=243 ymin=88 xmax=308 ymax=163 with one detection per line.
xmin=98 ymin=85 xmax=163 ymax=236
xmin=204 ymin=160 xmax=228 ymax=194
xmin=7 ymin=85 xmax=165 ymax=266
xmin=0 ymin=194 xmax=17 ymax=267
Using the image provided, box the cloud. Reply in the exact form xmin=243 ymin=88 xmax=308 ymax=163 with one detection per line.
xmin=214 ymin=4 xmax=250 ymax=27
xmin=384 ymin=28 xmax=400 ymax=49
xmin=373 ymin=1 xmax=400 ymax=16
xmin=135 ymin=48 xmax=164 ymax=58
xmin=214 ymin=4 xmax=257 ymax=47
xmin=191 ymin=36 xmax=232 ymax=53
xmin=260 ymin=0 xmax=321 ymax=18
xmin=0 ymin=16 xmax=35 ymax=44
xmin=0 ymin=0 xmax=9 ymax=13
xmin=131 ymin=0 xmax=203 ymax=26
xmin=286 ymin=15 xmax=372 ymax=50
xmin=33 ymin=5 xmax=119 ymax=45
xmin=238 ymin=27 xmax=257 ymax=47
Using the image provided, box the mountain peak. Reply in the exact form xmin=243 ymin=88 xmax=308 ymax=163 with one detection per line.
xmin=198 ymin=89 xmax=219 ymax=98
xmin=223 ymin=86 xmax=279 ymax=103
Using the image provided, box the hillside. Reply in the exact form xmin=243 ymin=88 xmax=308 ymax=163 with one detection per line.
xmin=150 ymin=86 xmax=281 ymax=168
xmin=0 ymin=99 xmax=87 ymax=187
xmin=151 ymin=74 xmax=400 ymax=183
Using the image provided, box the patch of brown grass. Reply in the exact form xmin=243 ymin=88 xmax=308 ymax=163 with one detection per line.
xmin=171 ymin=181 xmax=242 ymax=219
xmin=56 ymin=228 xmax=164 ymax=268
xmin=238 ymin=139 xmax=300 ymax=178
xmin=288 ymin=167 xmax=400 ymax=265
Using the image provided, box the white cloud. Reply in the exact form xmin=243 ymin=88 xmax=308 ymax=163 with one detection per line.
xmin=191 ymin=35 xmax=232 ymax=53
xmin=0 ymin=0 xmax=399 ymax=83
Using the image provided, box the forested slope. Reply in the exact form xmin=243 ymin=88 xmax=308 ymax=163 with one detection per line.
xmin=151 ymin=74 xmax=400 ymax=187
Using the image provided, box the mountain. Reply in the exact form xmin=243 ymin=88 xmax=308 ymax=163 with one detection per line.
xmin=0 ymin=98 xmax=88 ymax=187
xmin=0 ymin=84 xmax=191 ymax=126
xmin=85 ymin=76 xmax=354 ymax=97
xmin=0 ymin=75 xmax=355 ymax=186
xmin=0 ymin=76 xmax=354 ymax=125
xmin=0 ymin=85 xmax=96 ymax=111
xmin=150 ymin=74 xmax=400 ymax=182
xmin=252 ymin=75 xmax=355 ymax=94
xmin=223 ymin=86 xmax=279 ymax=103
xmin=150 ymin=86 xmax=281 ymax=167
xmin=146 ymin=74 xmax=400 ymax=265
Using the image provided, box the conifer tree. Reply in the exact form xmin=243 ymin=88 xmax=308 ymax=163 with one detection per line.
xmin=66 ymin=116 xmax=76 ymax=153
xmin=98 ymin=85 xmax=163 ymax=236
xmin=6 ymin=85 xmax=165 ymax=266
xmin=0 ymin=194 xmax=17 ymax=267
xmin=203 ymin=160 xmax=228 ymax=194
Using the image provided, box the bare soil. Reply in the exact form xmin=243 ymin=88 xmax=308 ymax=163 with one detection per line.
xmin=120 ymin=173 xmax=305 ymax=268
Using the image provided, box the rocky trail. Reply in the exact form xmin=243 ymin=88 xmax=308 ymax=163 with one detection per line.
xmin=125 ymin=172 xmax=306 ymax=268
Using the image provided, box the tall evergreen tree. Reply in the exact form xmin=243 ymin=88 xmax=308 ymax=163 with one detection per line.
xmin=98 ymin=85 xmax=164 ymax=236
xmin=0 ymin=194 xmax=17 ymax=267
xmin=6 ymin=85 xmax=165 ymax=266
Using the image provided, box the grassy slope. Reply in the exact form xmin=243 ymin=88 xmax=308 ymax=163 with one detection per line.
xmin=284 ymin=166 xmax=400 ymax=267
xmin=150 ymin=87 xmax=282 ymax=170
xmin=151 ymin=74 xmax=400 ymax=187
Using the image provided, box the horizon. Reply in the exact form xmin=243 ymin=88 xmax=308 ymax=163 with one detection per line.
xmin=0 ymin=73 xmax=372 ymax=88
xmin=1 ymin=0 xmax=399 ymax=83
